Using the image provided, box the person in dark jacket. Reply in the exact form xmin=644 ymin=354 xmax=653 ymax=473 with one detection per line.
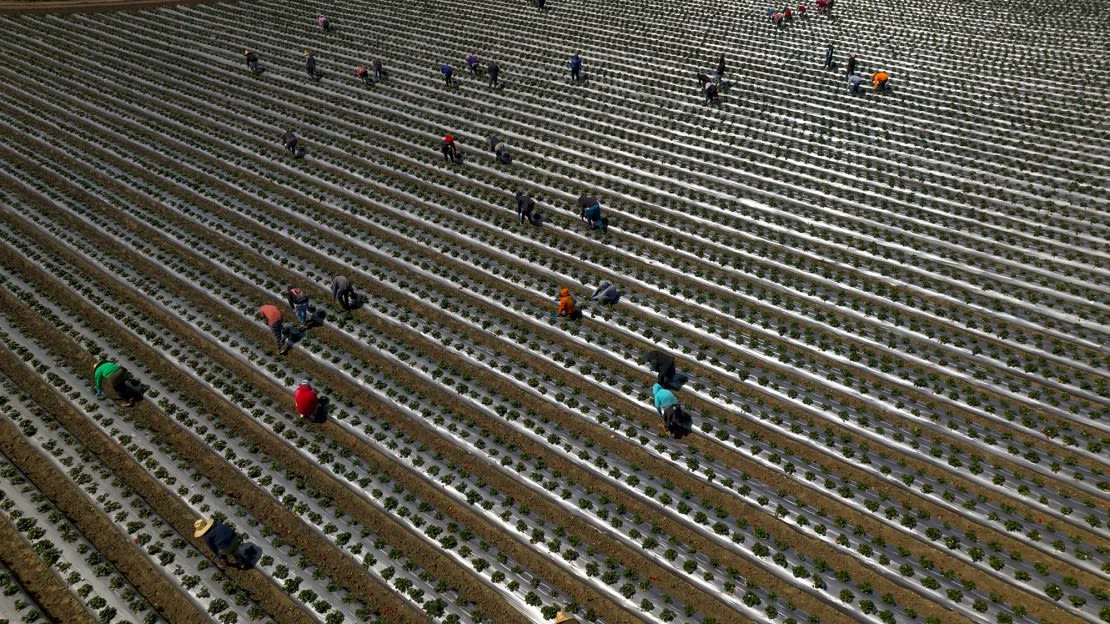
xmin=194 ymin=518 xmax=247 ymax=566
xmin=487 ymin=60 xmax=500 ymax=88
xmin=93 ymin=359 xmax=142 ymax=406
xmin=286 ymin=286 xmax=311 ymax=324
xmin=372 ymin=58 xmax=385 ymax=80
xmin=304 ymin=49 xmax=320 ymax=81
xmin=568 ymin=54 xmax=582 ymax=82
xmin=282 ymin=131 xmax=298 ymax=154
xmin=440 ymin=64 xmax=455 ymax=86
xmin=644 ymin=350 xmax=677 ymax=387
xmin=704 ymin=82 xmax=720 ymax=104
xmin=715 ymin=54 xmax=726 ymax=84
xmin=590 ymin=280 xmax=619 ymax=304
xmin=243 ymin=49 xmax=260 ymax=73
xmin=845 ymin=53 xmax=857 ymax=76
xmin=258 ymin=304 xmax=289 ymax=354
xmin=515 ymin=190 xmax=538 ymax=225
xmin=331 ymin=275 xmax=357 ymax=310
xmin=824 ymin=44 xmax=835 ymax=69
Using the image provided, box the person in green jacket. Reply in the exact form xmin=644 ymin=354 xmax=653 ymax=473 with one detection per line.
xmin=93 ymin=359 xmax=142 ymax=406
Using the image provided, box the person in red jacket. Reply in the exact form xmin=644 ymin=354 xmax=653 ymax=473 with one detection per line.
xmin=294 ymin=380 xmax=322 ymax=420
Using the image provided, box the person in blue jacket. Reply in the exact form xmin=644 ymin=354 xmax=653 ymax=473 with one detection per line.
xmin=194 ymin=518 xmax=243 ymax=565
xmin=653 ymin=383 xmax=683 ymax=435
xmin=568 ymin=54 xmax=582 ymax=82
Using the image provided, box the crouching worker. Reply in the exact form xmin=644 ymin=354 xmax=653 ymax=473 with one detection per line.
xmin=355 ymin=65 xmax=371 ymax=85
xmin=283 ymin=131 xmax=306 ymax=158
xmin=294 ymin=380 xmax=328 ymax=421
xmin=515 ymin=190 xmax=540 ymax=225
xmin=644 ymin=350 xmax=676 ymax=387
xmin=555 ymin=287 xmax=580 ymax=320
xmin=590 ymin=280 xmax=620 ymax=304
xmin=331 ymin=274 xmax=358 ymax=310
xmin=194 ymin=518 xmax=258 ymax=568
xmin=576 ymin=194 xmax=608 ymax=232
xmin=93 ymin=358 xmax=143 ymax=406
xmin=243 ymin=49 xmax=260 ymax=74
xmin=488 ymin=135 xmax=512 ymax=164
xmin=872 ymin=70 xmax=890 ymax=92
xmin=653 ymin=383 xmax=684 ymax=437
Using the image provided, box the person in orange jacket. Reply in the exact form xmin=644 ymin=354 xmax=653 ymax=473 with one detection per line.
xmin=872 ymin=70 xmax=890 ymax=92
xmin=556 ymin=287 xmax=576 ymax=318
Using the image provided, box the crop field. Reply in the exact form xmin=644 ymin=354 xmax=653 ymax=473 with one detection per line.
xmin=0 ymin=0 xmax=1106 ymax=622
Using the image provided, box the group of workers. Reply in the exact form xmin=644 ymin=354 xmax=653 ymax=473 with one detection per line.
xmin=825 ymin=46 xmax=892 ymax=93
xmin=769 ymin=0 xmax=833 ymax=25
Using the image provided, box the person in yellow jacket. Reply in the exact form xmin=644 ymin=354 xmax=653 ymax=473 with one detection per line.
xmin=872 ymin=70 xmax=890 ymax=92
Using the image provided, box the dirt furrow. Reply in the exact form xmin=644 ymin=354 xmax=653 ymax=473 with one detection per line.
xmin=0 ymin=461 xmax=96 ymax=624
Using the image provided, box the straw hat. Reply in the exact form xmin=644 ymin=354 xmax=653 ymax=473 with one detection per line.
xmin=554 ymin=612 xmax=577 ymax=624
xmin=303 ymin=48 xmax=312 ymax=56
xmin=193 ymin=518 xmax=214 ymax=537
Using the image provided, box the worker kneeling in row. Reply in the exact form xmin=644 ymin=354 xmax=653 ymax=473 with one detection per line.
xmin=194 ymin=518 xmax=260 ymax=569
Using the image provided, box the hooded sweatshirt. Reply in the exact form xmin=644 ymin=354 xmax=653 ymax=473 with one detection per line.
xmin=294 ymin=384 xmax=319 ymax=417
xmin=653 ymin=384 xmax=679 ymax=413
xmin=592 ymin=281 xmax=619 ymax=303
xmin=557 ymin=288 xmax=575 ymax=316
xmin=93 ymin=361 xmax=121 ymax=393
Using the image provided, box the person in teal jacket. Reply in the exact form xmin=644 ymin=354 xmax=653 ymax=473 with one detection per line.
xmin=93 ymin=359 xmax=142 ymax=406
xmin=652 ymin=383 xmax=683 ymax=435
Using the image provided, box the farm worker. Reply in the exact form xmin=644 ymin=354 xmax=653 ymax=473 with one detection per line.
xmin=653 ymin=383 xmax=683 ymax=435
xmin=258 ymin=304 xmax=290 ymax=354
xmin=644 ymin=350 xmax=676 ymax=387
xmin=772 ymin=10 xmax=784 ymax=27
xmin=243 ymin=49 xmax=259 ymax=73
xmin=590 ymin=280 xmax=619 ymax=304
xmin=797 ymin=3 xmax=808 ymax=16
xmin=845 ymin=53 xmax=858 ymax=76
xmin=715 ymin=54 xmax=726 ymax=84
xmin=554 ymin=612 xmax=578 ymax=624
xmin=194 ymin=518 xmax=245 ymax=566
xmin=556 ymin=287 xmax=576 ymax=317
xmin=515 ymin=190 xmax=538 ymax=225
xmin=824 ymin=44 xmax=835 ymax=69
xmin=441 ymin=134 xmax=458 ymax=162
xmin=331 ymin=275 xmax=357 ymax=310
xmin=440 ymin=64 xmax=455 ymax=86
xmin=282 ymin=131 xmax=298 ymax=154
xmin=92 ymin=359 xmax=141 ymax=406
xmin=847 ymin=73 xmax=864 ymax=94
xmin=579 ymin=198 xmax=606 ymax=232
xmin=704 ymin=82 xmax=720 ymax=104
xmin=355 ymin=66 xmax=371 ymax=85
xmin=316 ymin=15 xmax=332 ymax=31
xmin=872 ymin=70 xmax=890 ymax=91
xmin=285 ymin=286 xmax=311 ymax=324
xmin=696 ymin=72 xmax=710 ymax=89
xmin=466 ymin=53 xmax=480 ymax=75
xmin=568 ymin=54 xmax=582 ymax=82
xmin=372 ymin=58 xmax=385 ymax=79
xmin=487 ymin=60 xmax=500 ymax=88
xmin=783 ymin=6 xmax=793 ymax=20
xmin=294 ymin=380 xmax=321 ymax=419
xmin=304 ymin=49 xmax=319 ymax=81
xmin=488 ymin=135 xmax=511 ymax=164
